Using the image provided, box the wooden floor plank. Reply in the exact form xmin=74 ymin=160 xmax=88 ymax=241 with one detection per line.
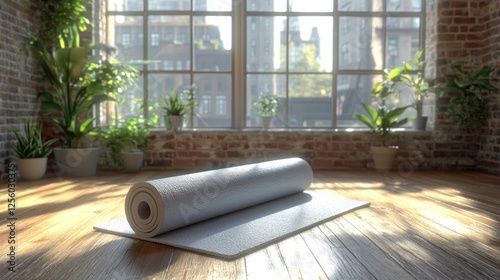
xmin=300 ymin=226 xmax=376 ymax=279
xmin=2 ymin=169 xmax=500 ymax=279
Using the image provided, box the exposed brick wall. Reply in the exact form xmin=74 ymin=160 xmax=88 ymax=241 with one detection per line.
xmin=477 ymin=0 xmax=500 ymax=173
xmin=434 ymin=0 xmax=500 ymax=174
xmin=143 ymin=131 xmax=452 ymax=172
xmin=0 ymin=0 xmax=41 ymax=179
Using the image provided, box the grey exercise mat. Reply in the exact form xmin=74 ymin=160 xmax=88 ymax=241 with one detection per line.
xmin=94 ymin=158 xmax=369 ymax=259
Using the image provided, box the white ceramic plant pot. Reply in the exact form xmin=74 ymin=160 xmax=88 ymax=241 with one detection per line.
xmin=370 ymin=146 xmax=398 ymax=172
xmin=262 ymin=116 xmax=273 ymax=129
xmin=53 ymin=147 xmax=100 ymax=177
xmin=169 ymin=115 xmax=184 ymax=131
xmin=122 ymin=151 xmax=144 ymax=172
xmin=17 ymin=158 xmax=48 ymax=180
xmin=411 ymin=116 xmax=428 ymax=130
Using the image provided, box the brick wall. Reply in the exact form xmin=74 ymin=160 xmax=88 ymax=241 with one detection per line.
xmin=434 ymin=0 xmax=500 ymax=173
xmin=0 ymin=0 xmax=40 ymax=179
xmin=478 ymin=0 xmax=500 ymax=173
xmin=143 ymin=131 xmax=451 ymax=172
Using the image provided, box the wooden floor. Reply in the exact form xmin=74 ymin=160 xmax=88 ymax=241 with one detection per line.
xmin=1 ymin=168 xmax=500 ymax=280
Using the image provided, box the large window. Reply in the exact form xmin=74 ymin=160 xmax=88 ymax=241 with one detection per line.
xmin=99 ymin=0 xmax=425 ymax=129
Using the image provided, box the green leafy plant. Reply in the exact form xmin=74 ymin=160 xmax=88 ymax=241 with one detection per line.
xmin=100 ymin=117 xmax=152 ymax=167
xmin=385 ymin=49 xmax=429 ymax=117
xmin=251 ymin=94 xmax=279 ymax=117
xmin=162 ymin=86 xmax=196 ymax=116
xmin=39 ymin=0 xmax=91 ymax=48
xmin=12 ymin=119 xmax=58 ymax=159
xmin=353 ymin=75 xmax=416 ymax=147
xmin=30 ymin=38 xmax=112 ymax=148
xmin=83 ymin=44 xmax=140 ymax=99
xmin=439 ymin=63 xmax=498 ymax=130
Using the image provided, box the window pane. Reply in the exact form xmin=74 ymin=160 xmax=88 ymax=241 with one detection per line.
xmin=290 ymin=0 xmax=333 ymax=12
xmin=247 ymin=16 xmax=285 ymax=72
xmin=336 ymin=75 xmax=380 ymax=127
xmin=338 ymin=17 xmax=384 ymax=70
xmin=149 ymin=0 xmax=190 ymax=10
xmin=194 ymin=74 xmax=232 ymax=127
xmin=246 ymin=74 xmax=286 ymax=127
xmin=288 ymin=17 xmax=333 ymax=72
xmin=149 ymin=74 xmax=191 ymax=128
xmin=337 ymin=75 xmax=414 ymax=127
xmin=247 ymin=0 xmax=286 ymax=11
xmin=108 ymin=16 xmax=144 ymax=71
xmin=194 ymin=0 xmax=232 ymax=11
xmin=194 ymin=16 xmax=232 ymax=71
xmin=108 ymin=0 xmax=142 ymax=11
xmin=288 ymin=74 xmax=332 ymax=128
xmin=386 ymin=17 xmax=420 ymax=69
xmin=387 ymin=0 xmax=422 ymax=12
xmin=148 ymin=16 xmax=190 ymax=71
xmin=338 ymin=0 xmax=383 ymax=11
xmin=102 ymin=76 xmax=144 ymax=125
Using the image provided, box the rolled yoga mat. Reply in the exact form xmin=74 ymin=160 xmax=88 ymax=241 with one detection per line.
xmin=94 ymin=157 xmax=369 ymax=258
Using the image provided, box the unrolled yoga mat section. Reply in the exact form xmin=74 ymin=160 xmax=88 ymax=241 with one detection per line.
xmin=94 ymin=157 xmax=370 ymax=259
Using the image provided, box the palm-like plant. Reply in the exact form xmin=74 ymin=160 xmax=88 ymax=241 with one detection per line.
xmin=30 ymin=39 xmax=114 ymax=148
xmin=13 ymin=119 xmax=58 ymax=159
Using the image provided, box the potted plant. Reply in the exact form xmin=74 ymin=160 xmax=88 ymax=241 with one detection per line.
xmin=162 ymin=85 xmax=196 ymax=131
xmin=100 ymin=116 xmax=151 ymax=172
xmin=438 ymin=63 xmax=498 ymax=131
xmin=12 ymin=118 xmax=57 ymax=180
xmin=251 ymin=94 xmax=279 ymax=129
xmin=29 ymin=38 xmax=108 ymax=177
xmin=30 ymin=0 xmax=139 ymax=177
xmin=353 ymin=76 xmax=416 ymax=172
xmin=385 ymin=49 xmax=430 ymax=130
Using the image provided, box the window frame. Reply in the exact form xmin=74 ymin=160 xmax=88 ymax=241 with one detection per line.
xmin=98 ymin=0 xmax=427 ymax=130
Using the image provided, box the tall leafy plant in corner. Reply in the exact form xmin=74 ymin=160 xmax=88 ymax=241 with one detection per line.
xmin=30 ymin=39 xmax=112 ymax=148
xmin=39 ymin=0 xmax=91 ymax=48
xmin=439 ymin=63 xmax=498 ymax=131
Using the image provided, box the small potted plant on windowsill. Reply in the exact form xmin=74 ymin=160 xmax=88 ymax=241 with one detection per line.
xmin=385 ymin=49 xmax=430 ymax=130
xmin=252 ymin=94 xmax=279 ymax=129
xmin=353 ymin=76 xmax=415 ymax=172
xmin=162 ymin=85 xmax=196 ymax=131
xmin=12 ymin=118 xmax=58 ymax=180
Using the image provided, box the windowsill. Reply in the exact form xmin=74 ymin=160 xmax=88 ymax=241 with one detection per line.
xmin=150 ymin=128 xmax=435 ymax=134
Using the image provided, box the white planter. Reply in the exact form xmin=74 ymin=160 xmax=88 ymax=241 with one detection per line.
xmin=122 ymin=151 xmax=144 ymax=172
xmin=412 ymin=116 xmax=428 ymax=130
xmin=370 ymin=146 xmax=398 ymax=172
xmin=53 ymin=147 xmax=100 ymax=177
xmin=17 ymin=158 xmax=48 ymax=180
xmin=261 ymin=116 xmax=273 ymax=129
xmin=169 ymin=115 xmax=184 ymax=131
